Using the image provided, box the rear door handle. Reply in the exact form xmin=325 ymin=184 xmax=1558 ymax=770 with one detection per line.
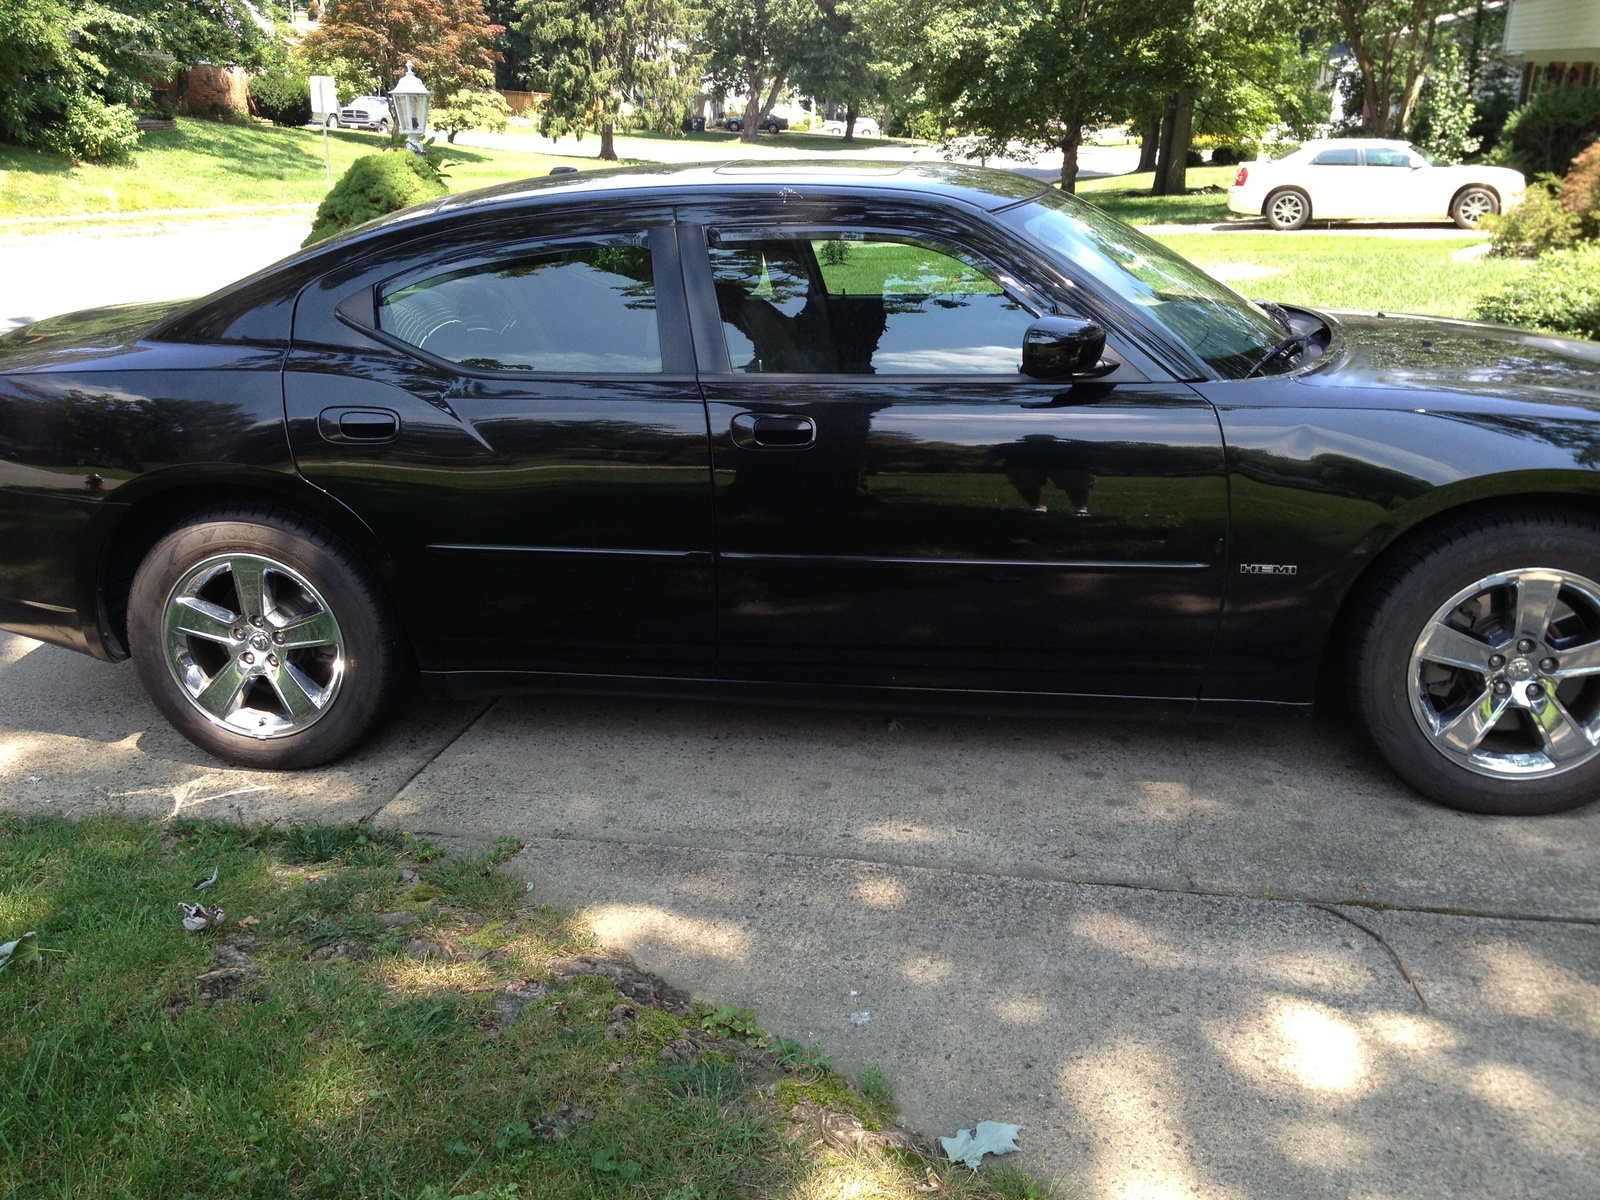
xmin=318 ymin=407 xmax=400 ymax=443
xmin=730 ymin=412 xmax=816 ymax=450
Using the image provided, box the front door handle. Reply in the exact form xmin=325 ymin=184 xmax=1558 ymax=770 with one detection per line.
xmin=730 ymin=412 xmax=816 ymax=450
xmin=318 ymin=407 xmax=400 ymax=443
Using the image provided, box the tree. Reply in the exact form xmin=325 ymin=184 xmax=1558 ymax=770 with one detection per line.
xmin=431 ymin=86 xmax=512 ymax=140
xmin=790 ymin=0 xmax=880 ymax=141
xmin=1328 ymin=0 xmax=1450 ymax=137
xmin=1408 ymin=38 xmax=1477 ymax=163
xmin=699 ymin=0 xmax=826 ymax=145
xmin=301 ymin=0 xmax=503 ymax=104
xmin=517 ymin=0 xmax=695 ymax=160
xmin=915 ymin=0 xmax=1167 ymax=192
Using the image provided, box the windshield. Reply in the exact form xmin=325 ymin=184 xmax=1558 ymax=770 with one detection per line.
xmin=998 ymin=187 xmax=1289 ymax=377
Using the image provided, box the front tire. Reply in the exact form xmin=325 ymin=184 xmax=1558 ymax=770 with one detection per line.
xmin=1451 ymin=186 xmax=1498 ymax=229
xmin=1264 ymin=188 xmax=1311 ymax=231
xmin=128 ymin=505 xmax=405 ymax=769
xmin=1351 ymin=509 xmax=1600 ymax=815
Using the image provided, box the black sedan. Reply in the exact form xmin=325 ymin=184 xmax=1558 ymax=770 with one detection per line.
xmin=4 ymin=162 xmax=1600 ymax=816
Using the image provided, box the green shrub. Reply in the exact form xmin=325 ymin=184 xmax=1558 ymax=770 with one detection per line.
xmin=303 ymin=151 xmax=449 ymax=247
xmin=1210 ymin=144 xmax=1240 ymax=165
xmin=1496 ymin=88 xmax=1600 ymax=176
xmin=1481 ymin=177 xmax=1582 ymax=257
xmin=431 ymin=87 xmax=511 ymax=143
xmin=39 ymin=94 xmax=139 ymax=162
xmin=1559 ymin=141 xmax=1600 ymax=239
xmin=249 ymin=68 xmax=312 ymax=127
xmin=1474 ymin=243 xmax=1600 ymax=340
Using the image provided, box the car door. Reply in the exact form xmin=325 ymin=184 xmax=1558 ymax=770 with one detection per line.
xmin=283 ymin=209 xmax=717 ymax=679
xmin=1302 ymin=146 xmax=1363 ymax=217
xmin=1361 ymin=145 xmax=1429 ymax=217
xmin=679 ymin=204 xmax=1229 ymax=699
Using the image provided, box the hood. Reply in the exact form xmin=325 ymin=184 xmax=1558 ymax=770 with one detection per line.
xmin=1304 ymin=311 xmax=1600 ymax=410
xmin=0 ymin=300 xmax=195 ymax=371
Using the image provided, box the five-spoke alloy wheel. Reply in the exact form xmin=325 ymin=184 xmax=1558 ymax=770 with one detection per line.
xmin=1355 ymin=510 xmax=1600 ymax=814
xmin=129 ymin=506 xmax=404 ymax=769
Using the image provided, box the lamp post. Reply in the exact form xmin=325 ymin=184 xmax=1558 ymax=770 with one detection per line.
xmin=389 ymin=60 xmax=430 ymax=156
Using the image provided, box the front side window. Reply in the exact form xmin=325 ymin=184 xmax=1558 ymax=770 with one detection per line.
xmin=378 ymin=237 xmax=660 ymax=372
xmin=1311 ymin=148 xmax=1359 ymax=166
xmin=707 ymin=235 xmax=1035 ymax=374
xmin=1001 ymin=187 xmax=1286 ymax=378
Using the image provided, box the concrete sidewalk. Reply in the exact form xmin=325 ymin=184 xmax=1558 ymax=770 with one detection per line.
xmin=2 ymin=630 xmax=1596 ymax=1197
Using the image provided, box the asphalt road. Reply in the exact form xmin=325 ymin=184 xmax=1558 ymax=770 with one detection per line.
xmin=2 ymin=629 xmax=1596 ymax=1198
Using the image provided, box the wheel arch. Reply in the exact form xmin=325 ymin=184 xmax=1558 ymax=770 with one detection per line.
xmin=85 ymin=469 xmax=420 ymax=666
xmin=1316 ymin=487 xmax=1600 ymax=705
xmin=1260 ymin=184 xmax=1309 ymax=215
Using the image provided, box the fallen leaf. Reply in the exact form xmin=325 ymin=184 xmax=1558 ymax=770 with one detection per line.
xmin=236 ymin=916 xmax=261 ymax=928
xmin=939 ymin=1121 xmax=1022 ymax=1171
xmin=0 ymin=932 xmax=39 ymax=973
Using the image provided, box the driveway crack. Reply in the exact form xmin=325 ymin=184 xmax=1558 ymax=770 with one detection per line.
xmin=358 ymin=697 xmax=499 ymax=825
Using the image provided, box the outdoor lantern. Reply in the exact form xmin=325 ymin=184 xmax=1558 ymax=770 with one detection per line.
xmin=390 ymin=60 xmax=430 ymax=154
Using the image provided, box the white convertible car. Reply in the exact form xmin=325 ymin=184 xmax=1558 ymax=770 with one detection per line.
xmin=1227 ymin=139 xmax=1525 ymax=230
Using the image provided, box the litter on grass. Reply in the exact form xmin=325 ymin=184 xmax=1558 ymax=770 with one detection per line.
xmin=179 ymin=902 xmax=226 ymax=932
xmin=940 ymin=1121 xmax=1022 ymax=1170
xmin=194 ymin=866 xmax=219 ymax=891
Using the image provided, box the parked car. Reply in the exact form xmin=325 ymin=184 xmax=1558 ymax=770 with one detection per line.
xmin=4 ymin=162 xmax=1600 ymax=815
xmin=1227 ymin=139 xmax=1525 ymax=230
xmin=329 ymin=95 xmax=392 ymax=133
xmin=821 ymin=116 xmax=880 ymax=137
xmin=721 ymin=113 xmax=788 ymax=134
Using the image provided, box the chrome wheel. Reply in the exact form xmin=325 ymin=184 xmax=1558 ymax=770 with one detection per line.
xmin=1454 ymin=188 xmax=1496 ymax=226
xmin=1409 ymin=568 xmax=1600 ymax=779
xmin=162 ymin=553 xmax=346 ymax=739
xmin=1268 ymin=191 xmax=1307 ymax=229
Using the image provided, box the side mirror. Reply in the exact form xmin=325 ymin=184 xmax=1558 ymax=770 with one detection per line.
xmin=1022 ymin=316 xmax=1107 ymax=380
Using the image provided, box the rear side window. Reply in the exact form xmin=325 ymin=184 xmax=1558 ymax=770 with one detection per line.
xmin=1311 ymin=148 xmax=1359 ymax=166
xmin=377 ymin=237 xmax=660 ymax=372
xmin=1363 ymin=147 xmax=1412 ymax=167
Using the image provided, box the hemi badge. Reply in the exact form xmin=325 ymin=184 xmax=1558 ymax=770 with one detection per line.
xmin=1241 ymin=563 xmax=1298 ymax=576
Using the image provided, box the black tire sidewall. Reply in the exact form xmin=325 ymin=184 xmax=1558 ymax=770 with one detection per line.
xmin=1355 ymin=515 xmax=1600 ymax=815
xmin=127 ymin=512 xmax=401 ymax=770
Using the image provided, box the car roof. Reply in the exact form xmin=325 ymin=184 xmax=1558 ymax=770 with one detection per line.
xmin=1299 ymin=138 xmax=1412 ymax=149
xmin=294 ymin=160 xmax=1051 ymax=258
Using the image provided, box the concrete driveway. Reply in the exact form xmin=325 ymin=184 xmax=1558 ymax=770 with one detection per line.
xmin=2 ymin=628 xmax=1596 ymax=1198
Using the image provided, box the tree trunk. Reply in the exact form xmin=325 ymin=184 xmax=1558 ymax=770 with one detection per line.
xmin=1058 ymin=123 xmax=1083 ymax=193
xmin=741 ymin=67 xmax=764 ymax=144
xmin=1154 ymin=90 xmax=1193 ymax=196
xmin=1136 ymin=116 xmax=1160 ymax=174
xmin=1152 ymin=96 xmax=1177 ymax=195
xmin=600 ymin=121 xmax=616 ymax=160
xmin=447 ymin=129 xmax=458 ymax=143
xmin=843 ymin=106 xmax=855 ymax=143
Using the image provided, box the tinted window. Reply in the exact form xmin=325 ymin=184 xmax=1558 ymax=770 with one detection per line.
xmin=1364 ymin=147 xmax=1412 ymax=167
xmin=707 ymin=236 xmax=1034 ymax=374
xmin=378 ymin=239 xmax=660 ymax=372
xmin=1311 ymin=148 xmax=1359 ymax=165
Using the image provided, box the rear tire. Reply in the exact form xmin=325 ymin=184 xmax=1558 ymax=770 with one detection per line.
xmin=128 ymin=505 xmax=405 ymax=770
xmin=1264 ymin=188 xmax=1311 ymax=231
xmin=1350 ymin=509 xmax=1600 ymax=815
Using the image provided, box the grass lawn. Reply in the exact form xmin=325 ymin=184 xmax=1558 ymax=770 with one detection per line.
xmin=1077 ymin=166 xmax=1239 ymax=225
xmin=1151 ymin=232 xmax=1528 ymax=320
xmin=0 ymin=814 xmax=1050 ymax=1200
xmin=0 ymin=119 xmax=603 ymax=220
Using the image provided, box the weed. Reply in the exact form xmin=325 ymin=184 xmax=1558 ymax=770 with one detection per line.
xmin=773 ymin=1035 xmax=836 ymax=1078
xmin=856 ymin=1065 xmax=898 ymax=1115
xmin=700 ymin=1005 xmax=767 ymax=1045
